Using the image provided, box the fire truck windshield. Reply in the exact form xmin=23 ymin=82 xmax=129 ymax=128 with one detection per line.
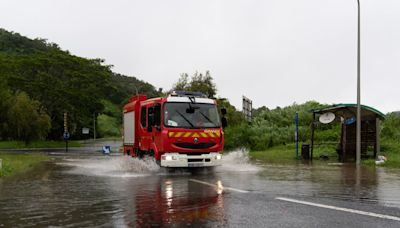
xmin=164 ymin=102 xmax=221 ymax=128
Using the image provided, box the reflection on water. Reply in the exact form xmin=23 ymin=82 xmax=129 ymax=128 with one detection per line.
xmin=132 ymin=177 xmax=225 ymax=227
xmin=1 ymin=153 xmax=400 ymax=227
xmin=256 ymin=163 xmax=400 ymax=208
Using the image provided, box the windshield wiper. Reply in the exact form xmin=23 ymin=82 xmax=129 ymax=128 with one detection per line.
xmin=175 ymin=110 xmax=195 ymax=128
xmin=198 ymin=111 xmax=217 ymax=126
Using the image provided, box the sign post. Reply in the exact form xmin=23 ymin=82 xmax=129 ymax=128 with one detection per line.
xmin=63 ymin=112 xmax=70 ymax=152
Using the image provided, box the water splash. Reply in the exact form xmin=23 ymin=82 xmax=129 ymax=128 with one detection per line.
xmin=59 ymin=156 xmax=160 ymax=178
xmin=58 ymin=150 xmax=261 ymax=177
xmin=217 ymin=149 xmax=261 ymax=172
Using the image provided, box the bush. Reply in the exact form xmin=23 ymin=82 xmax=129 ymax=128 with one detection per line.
xmin=224 ymin=101 xmax=341 ymax=151
xmin=97 ymin=114 xmax=121 ymax=137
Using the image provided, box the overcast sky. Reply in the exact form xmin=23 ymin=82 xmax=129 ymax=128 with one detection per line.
xmin=1 ymin=0 xmax=399 ymax=113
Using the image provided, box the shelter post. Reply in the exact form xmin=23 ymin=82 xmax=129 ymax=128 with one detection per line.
xmin=311 ymin=112 xmax=315 ymax=161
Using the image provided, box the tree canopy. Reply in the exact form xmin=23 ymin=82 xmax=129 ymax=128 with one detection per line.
xmin=0 ymin=28 xmax=159 ymax=140
xmin=173 ymin=71 xmax=217 ymax=98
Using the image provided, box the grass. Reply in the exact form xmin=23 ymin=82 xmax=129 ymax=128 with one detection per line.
xmin=0 ymin=140 xmax=82 ymax=149
xmin=249 ymin=143 xmax=339 ymax=164
xmin=250 ymin=144 xmax=298 ymax=164
xmin=0 ymin=153 xmax=48 ymax=177
xmin=364 ymin=139 xmax=400 ymax=168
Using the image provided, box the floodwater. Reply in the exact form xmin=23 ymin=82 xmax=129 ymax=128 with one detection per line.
xmin=1 ymin=151 xmax=400 ymax=227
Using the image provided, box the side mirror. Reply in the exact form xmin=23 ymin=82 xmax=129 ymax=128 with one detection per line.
xmin=221 ymin=108 xmax=227 ymax=116
xmin=221 ymin=117 xmax=227 ymax=129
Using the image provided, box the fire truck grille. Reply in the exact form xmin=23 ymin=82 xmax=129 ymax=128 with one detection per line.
xmin=173 ymin=142 xmax=216 ymax=149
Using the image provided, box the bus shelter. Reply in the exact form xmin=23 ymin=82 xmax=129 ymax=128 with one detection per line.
xmin=311 ymin=104 xmax=385 ymax=162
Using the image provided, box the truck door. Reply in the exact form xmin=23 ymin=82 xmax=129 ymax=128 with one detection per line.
xmin=149 ymin=103 xmax=163 ymax=157
xmin=141 ymin=106 xmax=154 ymax=152
xmin=153 ymin=103 xmax=163 ymax=152
xmin=139 ymin=105 xmax=150 ymax=152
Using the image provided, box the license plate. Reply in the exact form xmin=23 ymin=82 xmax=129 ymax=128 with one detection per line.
xmin=188 ymin=163 xmax=203 ymax=167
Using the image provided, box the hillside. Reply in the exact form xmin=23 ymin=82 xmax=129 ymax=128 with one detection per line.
xmin=0 ymin=28 xmax=160 ymax=140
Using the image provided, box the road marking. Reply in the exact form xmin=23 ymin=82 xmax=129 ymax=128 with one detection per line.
xmin=276 ymin=197 xmax=400 ymax=222
xmin=189 ymin=179 xmax=249 ymax=193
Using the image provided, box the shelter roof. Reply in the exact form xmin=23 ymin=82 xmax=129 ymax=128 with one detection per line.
xmin=312 ymin=103 xmax=385 ymax=120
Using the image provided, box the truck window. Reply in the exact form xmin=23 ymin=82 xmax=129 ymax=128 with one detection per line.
xmin=140 ymin=106 xmax=146 ymax=128
xmin=164 ymin=103 xmax=221 ymax=128
xmin=147 ymin=107 xmax=154 ymax=127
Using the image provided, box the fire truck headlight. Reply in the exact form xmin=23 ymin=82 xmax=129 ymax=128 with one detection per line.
xmin=162 ymin=155 xmax=172 ymax=161
xmin=162 ymin=154 xmax=177 ymax=161
xmin=216 ymin=154 xmax=222 ymax=160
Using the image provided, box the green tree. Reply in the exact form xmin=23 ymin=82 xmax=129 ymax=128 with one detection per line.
xmin=0 ymin=28 xmax=162 ymax=140
xmin=172 ymin=71 xmax=217 ymax=98
xmin=7 ymin=92 xmax=51 ymax=143
xmin=0 ymin=78 xmax=11 ymax=139
xmin=381 ymin=113 xmax=400 ymax=140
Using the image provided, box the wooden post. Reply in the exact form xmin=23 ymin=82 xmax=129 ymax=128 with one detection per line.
xmin=376 ymin=118 xmax=380 ymax=159
xmin=311 ymin=112 xmax=315 ymax=161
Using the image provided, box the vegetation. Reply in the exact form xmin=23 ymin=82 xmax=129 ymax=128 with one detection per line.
xmin=173 ymin=71 xmax=217 ymax=98
xmin=0 ymin=153 xmax=48 ymax=177
xmin=97 ymin=114 xmax=121 ymax=137
xmin=0 ymin=28 xmax=160 ymax=143
xmin=224 ymin=101 xmax=337 ymax=151
xmin=223 ymin=103 xmax=400 ymax=166
xmin=7 ymin=92 xmax=51 ymax=143
xmin=250 ymin=143 xmax=338 ymax=164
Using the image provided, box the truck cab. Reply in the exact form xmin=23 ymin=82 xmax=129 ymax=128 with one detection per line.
xmin=123 ymin=91 xmax=226 ymax=168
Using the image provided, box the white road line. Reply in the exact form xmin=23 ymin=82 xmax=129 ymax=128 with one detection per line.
xmin=276 ymin=197 xmax=400 ymax=222
xmin=189 ymin=179 xmax=249 ymax=193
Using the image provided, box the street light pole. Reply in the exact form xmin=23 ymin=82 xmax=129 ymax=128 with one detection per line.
xmin=356 ymin=0 xmax=361 ymax=165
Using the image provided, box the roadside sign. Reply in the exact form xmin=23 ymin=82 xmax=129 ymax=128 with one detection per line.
xmin=82 ymin=128 xmax=90 ymax=134
xmin=64 ymin=112 xmax=68 ymax=132
xmin=63 ymin=132 xmax=70 ymax=140
xmin=345 ymin=117 xmax=356 ymax=125
xmin=242 ymin=95 xmax=253 ymax=122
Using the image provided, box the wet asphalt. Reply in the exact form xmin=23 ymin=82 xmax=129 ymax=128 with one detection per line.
xmin=0 ymin=149 xmax=400 ymax=227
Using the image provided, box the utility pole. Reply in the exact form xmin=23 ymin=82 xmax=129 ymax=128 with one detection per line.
xmin=356 ymin=0 xmax=361 ymax=165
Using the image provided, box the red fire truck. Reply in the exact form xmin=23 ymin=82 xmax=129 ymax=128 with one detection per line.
xmin=123 ymin=91 xmax=227 ymax=167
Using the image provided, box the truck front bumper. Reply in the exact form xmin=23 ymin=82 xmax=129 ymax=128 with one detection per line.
xmin=160 ymin=153 xmax=222 ymax=167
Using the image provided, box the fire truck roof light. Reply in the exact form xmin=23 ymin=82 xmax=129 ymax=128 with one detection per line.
xmin=169 ymin=91 xmax=207 ymax=98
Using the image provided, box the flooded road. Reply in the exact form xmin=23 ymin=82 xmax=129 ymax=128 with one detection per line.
xmin=1 ymin=151 xmax=400 ymax=227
